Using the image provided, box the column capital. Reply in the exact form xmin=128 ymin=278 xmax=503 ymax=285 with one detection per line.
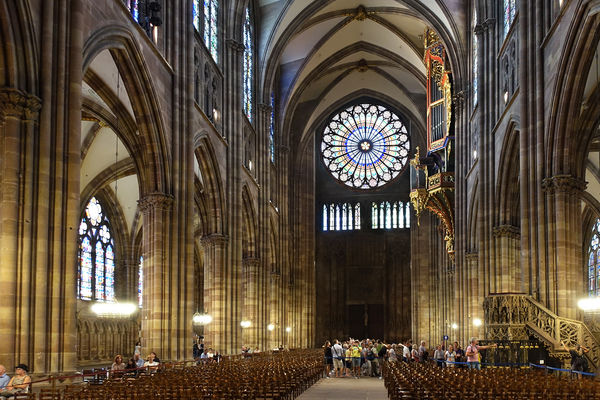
xmin=474 ymin=24 xmax=485 ymax=36
xmin=225 ymin=38 xmax=245 ymax=53
xmin=492 ymin=224 xmax=520 ymax=239
xmin=137 ymin=192 xmax=174 ymax=212
xmin=242 ymin=257 xmax=260 ymax=267
xmin=541 ymin=175 xmax=587 ymax=194
xmin=200 ymin=233 xmax=228 ymax=246
xmin=0 ymin=88 xmax=42 ymax=122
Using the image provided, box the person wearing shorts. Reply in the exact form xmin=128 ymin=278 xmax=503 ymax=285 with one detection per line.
xmin=331 ymin=340 xmax=345 ymax=377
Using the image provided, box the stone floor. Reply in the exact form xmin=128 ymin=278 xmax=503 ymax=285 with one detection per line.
xmin=298 ymin=376 xmax=388 ymax=400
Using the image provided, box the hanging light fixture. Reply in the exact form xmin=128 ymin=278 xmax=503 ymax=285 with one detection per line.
xmin=192 ymin=311 xmax=213 ymax=325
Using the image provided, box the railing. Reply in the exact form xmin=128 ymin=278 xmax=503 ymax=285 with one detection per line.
xmin=483 ymin=294 xmax=600 ymax=368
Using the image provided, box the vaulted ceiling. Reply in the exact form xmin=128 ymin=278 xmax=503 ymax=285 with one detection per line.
xmin=257 ymin=0 xmax=466 ymax=148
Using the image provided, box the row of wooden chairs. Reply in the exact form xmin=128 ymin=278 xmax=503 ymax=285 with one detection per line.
xmin=21 ymin=350 xmax=322 ymax=399
xmin=382 ymin=361 xmax=600 ymax=400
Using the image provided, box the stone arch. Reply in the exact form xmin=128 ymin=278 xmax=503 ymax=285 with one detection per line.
xmin=547 ymin=2 xmax=600 ymax=177
xmin=260 ymin=0 xmax=465 ymax=105
xmin=496 ymin=119 xmax=520 ymax=227
xmin=194 ymin=135 xmax=225 ymax=234
xmin=0 ymin=0 xmax=37 ymax=91
xmin=82 ymin=24 xmax=171 ymax=195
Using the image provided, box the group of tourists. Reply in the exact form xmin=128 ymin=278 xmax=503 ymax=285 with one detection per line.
xmin=323 ymin=337 xmax=499 ymax=378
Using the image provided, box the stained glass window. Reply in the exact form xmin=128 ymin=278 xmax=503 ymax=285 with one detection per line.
xmin=322 ymin=202 xmax=362 ymax=231
xmin=473 ymin=8 xmax=479 ymax=107
xmin=588 ymin=220 xmax=600 ymax=296
xmin=193 ymin=0 xmax=201 ymax=31
xmin=138 ymin=256 xmax=144 ymax=308
xmin=504 ymin=0 xmax=517 ymax=38
xmin=270 ymin=93 xmax=276 ymax=163
xmin=243 ymin=6 xmax=253 ymax=122
xmin=128 ymin=0 xmax=139 ymax=22
xmin=371 ymin=201 xmax=409 ymax=230
xmin=204 ymin=0 xmax=218 ymax=62
xmin=77 ymin=197 xmax=116 ymax=302
xmin=321 ymin=103 xmax=410 ymax=189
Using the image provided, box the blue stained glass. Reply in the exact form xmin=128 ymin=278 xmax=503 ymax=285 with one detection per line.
xmin=321 ymin=103 xmax=409 ymax=189
xmin=193 ymin=0 xmax=201 ymax=32
xmin=80 ymin=237 xmax=93 ymax=300
xmin=473 ymin=8 xmax=479 ymax=107
xmin=129 ymin=0 xmax=139 ymax=22
xmin=95 ymin=241 xmax=105 ymax=300
xmin=590 ymin=227 xmax=600 ymax=296
xmin=201 ymin=0 xmax=218 ymax=62
xmin=77 ymin=196 xmax=116 ymax=302
xmin=503 ymin=0 xmax=517 ymax=38
xmin=105 ymin=245 xmax=115 ymax=302
xmin=243 ymin=7 xmax=253 ymax=122
xmin=138 ymin=256 xmax=143 ymax=307
xmin=270 ymin=93 xmax=275 ymax=163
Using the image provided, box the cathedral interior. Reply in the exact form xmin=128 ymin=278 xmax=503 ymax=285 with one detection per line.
xmin=1 ymin=0 xmax=600 ymax=376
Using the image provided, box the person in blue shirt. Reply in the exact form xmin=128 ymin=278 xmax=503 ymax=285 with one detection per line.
xmin=0 ymin=365 xmax=9 ymax=389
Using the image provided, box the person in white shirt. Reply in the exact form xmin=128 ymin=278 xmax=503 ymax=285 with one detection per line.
xmin=143 ymin=352 xmax=159 ymax=373
xmin=331 ymin=340 xmax=345 ymax=378
xmin=387 ymin=345 xmax=398 ymax=362
xmin=445 ymin=345 xmax=457 ymax=368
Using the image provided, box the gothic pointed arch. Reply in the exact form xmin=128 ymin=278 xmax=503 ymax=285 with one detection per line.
xmin=0 ymin=0 xmax=37 ymax=90
xmin=194 ymin=135 xmax=225 ymax=234
xmin=547 ymin=4 xmax=600 ymax=177
xmin=496 ymin=119 xmax=520 ymax=227
xmin=82 ymin=24 xmax=171 ymax=195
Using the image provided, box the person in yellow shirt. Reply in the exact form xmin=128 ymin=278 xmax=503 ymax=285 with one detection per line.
xmin=351 ymin=341 xmax=362 ymax=378
xmin=344 ymin=345 xmax=352 ymax=377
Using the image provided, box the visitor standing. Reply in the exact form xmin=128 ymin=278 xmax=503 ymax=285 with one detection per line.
xmin=465 ymin=338 xmax=496 ymax=370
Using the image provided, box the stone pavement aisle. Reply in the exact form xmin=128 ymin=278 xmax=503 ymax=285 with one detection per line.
xmin=297 ymin=376 xmax=388 ymax=400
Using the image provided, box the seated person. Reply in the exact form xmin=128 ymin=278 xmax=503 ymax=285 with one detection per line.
xmin=0 ymin=365 xmax=10 ymax=389
xmin=144 ymin=352 xmax=159 ymax=372
xmin=0 ymin=364 xmax=31 ymax=398
xmin=110 ymin=354 xmax=126 ymax=378
xmin=124 ymin=358 xmax=137 ymax=378
xmin=133 ymin=353 xmax=144 ymax=369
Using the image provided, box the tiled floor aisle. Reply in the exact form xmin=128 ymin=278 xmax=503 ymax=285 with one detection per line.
xmin=297 ymin=376 xmax=388 ymax=400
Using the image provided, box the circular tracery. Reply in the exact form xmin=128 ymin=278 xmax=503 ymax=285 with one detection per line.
xmin=320 ymin=103 xmax=410 ymax=189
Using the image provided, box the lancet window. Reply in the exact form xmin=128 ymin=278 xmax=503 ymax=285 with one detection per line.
xmin=77 ymin=197 xmax=116 ymax=302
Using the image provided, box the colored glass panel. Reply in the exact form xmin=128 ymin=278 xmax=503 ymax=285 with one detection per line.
xmin=270 ymin=93 xmax=275 ymax=163
xmin=588 ymin=222 xmax=600 ymax=296
xmin=355 ymin=203 xmax=361 ymax=230
xmin=80 ymin=237 xmax=93 ymax=300
xmin=139 ymin=256 xmax=144 ymax=308
xmin=321 ymin=103 xmax=409 ymax=189
xmin=243 ymin=7 xmax=253 ymax=122
xmin=504 ymin=0 xmax=517 ymax=38
xmin=473 ymin=8 xmax=479 ymax=107
xmin=129 ymin=0 xmax=139 ymax=22
xmin=193 ymin=0 xmax=201 ymax=32
xmin=201 ymin=0 xmax=218 ymax=62
xmin=77 ymin=196 xmax=116 ymax=302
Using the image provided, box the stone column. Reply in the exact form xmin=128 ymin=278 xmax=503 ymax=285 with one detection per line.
xmin=492 ymin=225 xmax=521 ymax=293
xmin=242 ymin=257 xmax=260 ymax=347
xmin=139 ymin=192 xmax=174 ymax=356
xmin=0 ymin=88 xmax=41 ymax=370
xmin=200 ymin=233 xmax=228 ymax=353
xmin=542 ymin=175 xmax=585 ymax=319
